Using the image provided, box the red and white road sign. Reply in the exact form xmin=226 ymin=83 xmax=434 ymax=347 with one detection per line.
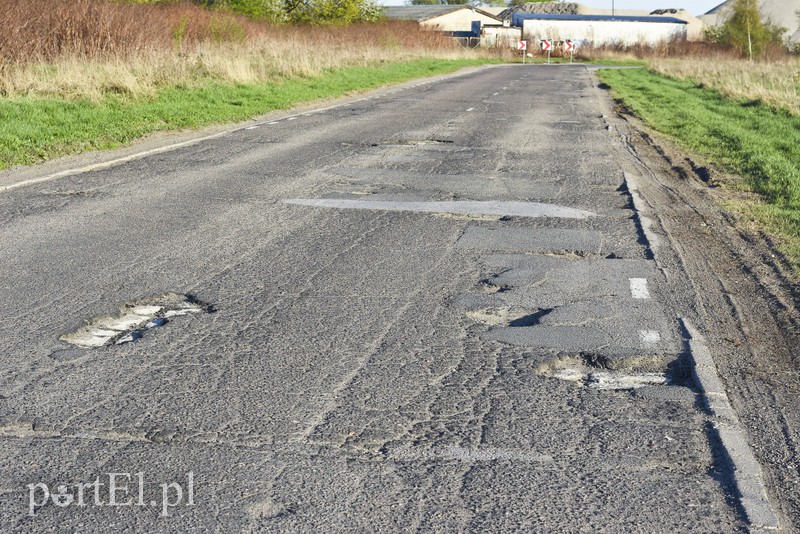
xmin=564 ymin=40 xmax=575 ymax=52
xmin=517 ymin=40 xmax=527 ymax=51
xmin=541 ymin=40 xmax=552 ymax=51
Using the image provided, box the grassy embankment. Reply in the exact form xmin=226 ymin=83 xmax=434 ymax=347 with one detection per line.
xmin=0 ymin=0 xmax=496 ymax=169
xmin=597 ymin=60 xmax=800 ymax=271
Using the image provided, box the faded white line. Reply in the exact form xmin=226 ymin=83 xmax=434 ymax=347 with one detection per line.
xmin=638 ymin=330 xmax=661 ymax=347
xmin=682 ymin=320 xmax=781 ymax=531
xmin=466 ymin=107 xmax=475 ymax=112
xmin=284 ymin=199 xmax=597 ymax=219
xmin=625 ymin=172 xmax=661 ymax=251
xmin=286 ymin=117 xmax=297 ymax=121
xmin=0 ymin=131 xmax=229 ymax=193
xmin=1 ymin=64 xmax=498 ymax=193
xmin=629 ymin=278 xmax=650 ymax=299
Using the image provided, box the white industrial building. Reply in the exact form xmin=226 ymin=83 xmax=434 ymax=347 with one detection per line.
xmin=382 ymin=6 xmax=503 ymax=33
xmin=514 ymin=14 xmax=689 ymax=47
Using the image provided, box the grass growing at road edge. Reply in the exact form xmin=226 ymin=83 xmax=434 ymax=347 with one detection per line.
xmin=597 ymin=67 xmax=800 ymax=271
xmin=0 ymin=58 xmax=493 ymax=169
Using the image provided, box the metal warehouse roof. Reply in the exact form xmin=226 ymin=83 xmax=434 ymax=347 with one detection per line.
xmin=512 ymin=13 xmax=688 ymax=27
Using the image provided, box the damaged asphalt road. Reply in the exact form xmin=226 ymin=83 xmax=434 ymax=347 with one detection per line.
xmin=0 ymin=64 xmax=796 ymax=531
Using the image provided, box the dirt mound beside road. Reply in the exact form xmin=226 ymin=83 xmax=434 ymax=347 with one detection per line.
xmin=499 ymin=2 xmax=581 ymax=20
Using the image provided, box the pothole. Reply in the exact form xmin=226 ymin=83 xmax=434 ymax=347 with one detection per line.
xmin=542 ymin=250 xmax=603 ymax=260
xmin=467 ymin=307 xmax=554 ymax=327
xmin=433 ymin=212 xmax=504 ymax=222
xmin=536 ymin=354 xmax=673 ymax=390
xmin=60 ymin=293 xmax=211 ymax=348
xmin=467 ymin=307 xmax=531 ymax=326
xmin=39 ymin=189 xmax=96 ymax=197
xmin=375 ymin=139 xmax=454 ymax=146
xmin=478 ymin=278 xmax=510 ymax=294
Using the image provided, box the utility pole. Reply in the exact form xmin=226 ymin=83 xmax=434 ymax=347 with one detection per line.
xmin=612 ymin=0 xmax=615 ymax=16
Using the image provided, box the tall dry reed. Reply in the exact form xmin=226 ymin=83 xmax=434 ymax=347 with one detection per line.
xmin=0 ymin=0 xmax=473 ymax=100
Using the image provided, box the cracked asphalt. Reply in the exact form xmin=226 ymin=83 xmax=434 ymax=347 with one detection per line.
xmin=0 ymin=65 xmax=759 ymax=531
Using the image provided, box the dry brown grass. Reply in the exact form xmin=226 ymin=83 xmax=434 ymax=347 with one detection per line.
xmin=0 ymin=0 xmax=478 ymax=100
xmin=576 ymin=37 xmax=800 ymax=116
xmin=648 ymin=57 xmax=800 ymax=116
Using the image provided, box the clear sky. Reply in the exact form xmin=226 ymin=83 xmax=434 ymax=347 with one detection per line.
xmin=377 ymin=1 xmax=725 ymax=17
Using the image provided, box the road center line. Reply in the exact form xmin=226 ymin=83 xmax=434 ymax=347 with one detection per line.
xmin=639 ymin=330 xmax=661 ymax=347
xmin=629 ymin=278 xmax=650 ymax=299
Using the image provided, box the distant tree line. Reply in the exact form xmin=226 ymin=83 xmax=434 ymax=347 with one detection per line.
xmin=129 ymin=0 xmax=382 ymax=24
xmin=407 ymin=0 xmax=548 ymax=5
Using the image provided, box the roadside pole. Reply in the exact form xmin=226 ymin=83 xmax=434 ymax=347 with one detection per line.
xmin=564 ymin=40 xmax=575 ymax=63
xmin=541 ymin=39 xmax=552 ymax=64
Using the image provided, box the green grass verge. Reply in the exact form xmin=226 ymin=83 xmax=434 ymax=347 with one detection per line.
xmin=597 ymin=67 xmax=800 ymax=271
xmin=0 ymin=58 xmax=494 ymax=170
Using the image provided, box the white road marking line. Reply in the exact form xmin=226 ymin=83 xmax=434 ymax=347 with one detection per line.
xmin=466 ymin=107 xmax=475 ymax=112
xmin=284 ymin=199 xmax=597 ymax=219
xmin=639 ymin=330 xmax=661 ymax=347
xmin=629 ymin=278 xmax=650 ymax=299
xmin=492 ymin=92 xmax=499 ymax=96
xmin=286 ymin=117 xmax=297 ymax=121
xmin=682 ymin=319 xmax=781 ymax=530
xmin=246 ymin=126 xmax=259 ymax=130
xmin=0 ymin=130 xmax=229 ymax=193
xmin=1 ymin=65 xmax=494 ymax=193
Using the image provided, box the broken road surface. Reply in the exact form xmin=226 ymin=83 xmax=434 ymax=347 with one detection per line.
xmin=1 ymin=65 xmax=797 ymax=531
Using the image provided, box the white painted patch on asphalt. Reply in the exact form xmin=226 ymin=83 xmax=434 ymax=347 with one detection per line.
xmin=286 ymin=117 xmax=297 ymax=121
xmin=466 ymin=107 xmax=475 ymax=112
xmin=129 ymin=305 xmax=163 ymax=316
xmin=551 ymin=368 xmax=586 ymax=382
xmin=588 ymin=371 xmax=668 ymax=390
xmin=639 ymin=330 xmax=661 ymax=347
xmin=284 ymin=199 xmax=596 ymax=219
xmin=540 ymin=365 xmax=669 ymax=390
xmin=246 ymin=126 xmax=259 ymax=130
xmin=61 ymin=293 xmax=207 ymax=348
xmin=95 ymin=313 xmax=149 ymax=332
xmin=629 ymin=278 xmax=650 ymax=299
xmin=268 ymin=121 xmax=279 ymax=125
